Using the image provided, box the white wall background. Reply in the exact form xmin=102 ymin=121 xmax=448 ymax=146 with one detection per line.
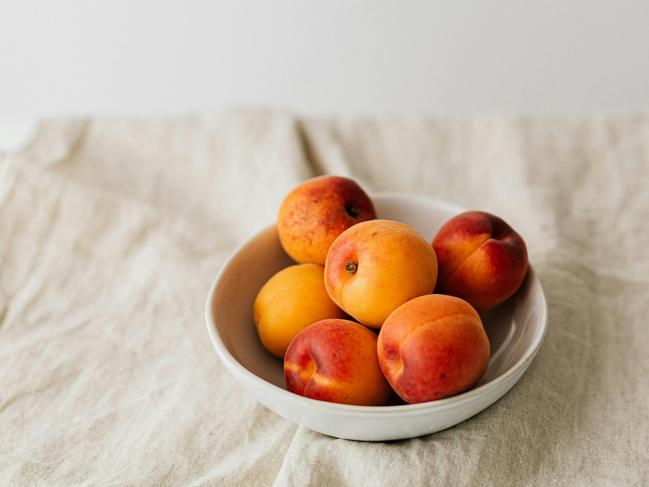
xmin=1 ymin=0 xmax=649 ymax=135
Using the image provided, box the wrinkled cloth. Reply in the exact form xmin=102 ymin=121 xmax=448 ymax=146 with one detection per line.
xmin=1 ymin=110 xmax=648 ymax=486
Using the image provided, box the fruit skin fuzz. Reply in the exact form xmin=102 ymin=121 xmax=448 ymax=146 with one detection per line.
xmin=253 ymin=263 xmax=344 ymax=358
xmin=284 ymin=319 xmax=391 ymax=406
xmin=432 ymin=211 xmax=528 ymax=311
xmin=325 ymin=219 xmax=437 ymax=328
xmin=277 ymin=176 xmax=376 ymax=265
xmin=378 ymin=294 xmax=490 ymax=404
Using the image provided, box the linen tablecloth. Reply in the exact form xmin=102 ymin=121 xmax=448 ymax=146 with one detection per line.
xmin=1 ymin=110 xmax=648 ymax=486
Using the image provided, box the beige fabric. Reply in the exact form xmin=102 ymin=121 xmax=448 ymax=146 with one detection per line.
xmin=1 ymin=111 xmax=648 ymax=486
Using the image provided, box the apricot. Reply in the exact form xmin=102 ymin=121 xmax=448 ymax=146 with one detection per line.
xmin=377 ymin=294 xmax=490 ymax=403
xmin=253 ymin=264 xmax=345 ymax=358
xmin=432 ymin=211 xmax=528 ymax=310
xmin=324 ymin=220 xmax=437 ymax=328
xmin=284 ymin=319 xmax=391 ymax=406
xmin=277 ymin=176 xmax=376 ymax=265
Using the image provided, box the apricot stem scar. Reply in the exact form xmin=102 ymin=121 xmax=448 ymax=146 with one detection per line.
xmin=345 ymin=261 xmax=358 ymax=274
xmin=345 ymin=203 xmax=360 ymax=218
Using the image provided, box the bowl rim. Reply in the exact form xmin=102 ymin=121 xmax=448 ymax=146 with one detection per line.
xmin=205 ymin=192 xmax=548 ymax=417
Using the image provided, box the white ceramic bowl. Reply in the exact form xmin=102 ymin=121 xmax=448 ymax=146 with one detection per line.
xmin=205 ymin=193 xmax=547 ymax=441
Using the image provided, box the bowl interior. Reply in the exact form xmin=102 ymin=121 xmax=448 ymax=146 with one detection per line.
xmin=210 ymin=194 xmax=545 ymax=399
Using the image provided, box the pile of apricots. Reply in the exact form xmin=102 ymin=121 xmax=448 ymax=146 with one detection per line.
xmin=253 ymin=176 xmax=528 ymax=406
